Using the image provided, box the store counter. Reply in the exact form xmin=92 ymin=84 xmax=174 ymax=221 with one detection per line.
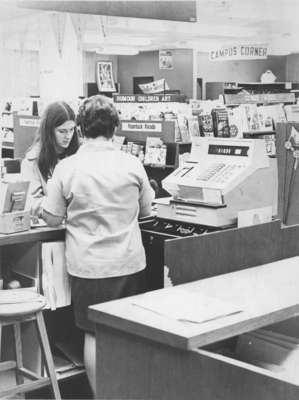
xmin=89 ymin=256 xmax=299 ymax=400
xmin=0 ymin=226 xmax=65 ymax=283
xmin=0 ymin=225 xmax=65 ymax=246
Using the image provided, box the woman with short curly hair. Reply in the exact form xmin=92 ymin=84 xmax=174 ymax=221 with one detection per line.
xmin=42 ymin=95 xmax=154 ymax=395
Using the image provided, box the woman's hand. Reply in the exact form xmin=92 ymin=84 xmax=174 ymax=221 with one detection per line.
xmin=30 ymin=196 xmax=44 ymax=218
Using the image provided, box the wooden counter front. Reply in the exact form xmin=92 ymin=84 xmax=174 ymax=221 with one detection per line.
xmin=89 ymin=257 xmax=299 ymax=400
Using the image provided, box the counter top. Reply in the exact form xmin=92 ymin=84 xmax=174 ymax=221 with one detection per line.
xmin=0 ymin=226 xmax=65 ymax=246
xmin=89 ymin=256 xmax=299 ymax=350
xmin=0 ymin=217 xmax=151 ymax=247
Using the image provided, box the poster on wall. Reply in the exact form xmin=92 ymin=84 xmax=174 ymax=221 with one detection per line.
xmin=159 ymin=50 xmax=174 ymax=70
xmin=96 ymin=61 xmax=116 ymax=92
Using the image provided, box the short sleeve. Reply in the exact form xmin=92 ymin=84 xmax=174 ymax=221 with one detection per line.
xmin=42 ymin=163 xmax=67 ymax=217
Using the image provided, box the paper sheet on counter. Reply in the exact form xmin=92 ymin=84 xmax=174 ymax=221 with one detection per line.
xmin=132 ymin=288 xmax=242 ymax=324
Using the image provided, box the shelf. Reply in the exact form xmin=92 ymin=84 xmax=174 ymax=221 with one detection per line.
xmin=224 ymin=87 xmax=243 ymax=91
xmin=238 ymin=82 xmax=292 ymax=86
xmin=144 ymin=164 xmax=175 ymax=169
xmin=243 ymin=131 xmax=276 ymax=136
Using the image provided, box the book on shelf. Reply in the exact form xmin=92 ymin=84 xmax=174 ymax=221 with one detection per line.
xmin=257 ymin=106 xmax=275 ymax=131
xmin=243 ymin=104 xmax=263 ymax=132
xmin=144 ymin=137 xmax=167 ymax=166
xmin=227 ymin=106 xmax=248 ymax=138
xmin=176 ymin=115 xmax=191 ymax=142
xmin=284 ymin=105 xmax=299 ymax=122
xmin=113 ymin=135 xmax=125 ymax=150
xmin=198 ymin=113 xmax=214 ymax=137
xmin=187 ymin=115 xmax=201 ymax=139
xmin=211 ymin=108 xmax=230 ymax=137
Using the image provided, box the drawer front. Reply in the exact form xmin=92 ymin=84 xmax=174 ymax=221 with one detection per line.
xmin=195 ymin=347 xmax=299 ymax=400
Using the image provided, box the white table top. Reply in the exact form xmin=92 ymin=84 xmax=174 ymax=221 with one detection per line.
xmin=89 ymin=256 xmax=299 ymax=350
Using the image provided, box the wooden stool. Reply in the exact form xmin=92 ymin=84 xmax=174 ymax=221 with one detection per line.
xmin=0 ymin=289 xmax=61 ymax=399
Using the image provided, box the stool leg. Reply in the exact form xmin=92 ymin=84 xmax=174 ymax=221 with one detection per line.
xmin=35 ymin=312 xmax=61 ymax=400
xmin=13 ymin=322 xmax=24 ymax=385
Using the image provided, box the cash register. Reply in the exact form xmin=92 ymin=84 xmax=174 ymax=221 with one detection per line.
xmin=156 ymin=137 xmax=277 ymax=227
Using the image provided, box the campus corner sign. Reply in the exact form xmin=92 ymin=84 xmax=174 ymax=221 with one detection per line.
xmin=209 ymin=44 xmax=268 ymax=61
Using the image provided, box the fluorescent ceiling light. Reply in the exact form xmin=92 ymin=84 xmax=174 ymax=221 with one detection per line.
xmin=83 ymin=32 xmax=151 ymax=46
xmin=104 ymin=36 xmax=151 ymax=46
xmin=96 ymin=46 xmax=139 ymax=55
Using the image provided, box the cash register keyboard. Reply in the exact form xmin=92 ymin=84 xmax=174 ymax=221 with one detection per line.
xmin=197 ymin=163 xmax=244 ymax=183
xmin=196 ymin=163 xmax=226 ymax=181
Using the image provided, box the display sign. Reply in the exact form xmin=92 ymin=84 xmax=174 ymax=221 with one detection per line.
xmin=121 ymin=121 xmax=162 ymax=132
xmin=113 ymin=94 xmax=186 ymax=103
xmin=19 ymin=118 xmax=40 ymax=127
xmin=224 ymin=92 xmax=295 ymax=105
xmin=139 ymin=78 xmax=169 ymax=94
xmin=209 ymin=44 xmax=268 ymax=61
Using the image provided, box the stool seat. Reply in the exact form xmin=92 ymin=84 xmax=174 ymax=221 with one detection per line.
xmin=0 ymin=289 xmax=46 ymax=317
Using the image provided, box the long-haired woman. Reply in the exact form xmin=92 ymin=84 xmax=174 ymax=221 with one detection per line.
xmin=21 ymin=101 xmax=80 ymax=216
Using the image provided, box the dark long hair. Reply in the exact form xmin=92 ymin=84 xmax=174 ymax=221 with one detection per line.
xmin=35 ymin=101 xmax=79 ymax=181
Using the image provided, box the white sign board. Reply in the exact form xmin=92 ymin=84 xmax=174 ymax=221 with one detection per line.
xmin=209 ymin=44 xmax=268 ymax=61
xmin=121 ymin=122 xmax=162 ymax=132
xmin=19 ymin=118 xmax=40 ymax=128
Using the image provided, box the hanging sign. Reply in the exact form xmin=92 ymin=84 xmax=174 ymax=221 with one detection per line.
xmin=209 ymin=44 xmax=268 ymax=61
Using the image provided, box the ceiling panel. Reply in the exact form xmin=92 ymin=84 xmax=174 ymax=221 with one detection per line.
xmin=17 ymin=1 xmax=197 ymax=22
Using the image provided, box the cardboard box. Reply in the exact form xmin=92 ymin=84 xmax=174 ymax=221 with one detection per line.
xmin=0 ymin=211 xmax=31 ymax=234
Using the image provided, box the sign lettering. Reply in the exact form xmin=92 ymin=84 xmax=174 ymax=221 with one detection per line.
xmin=19 ymin=118 xmax=40 ymax=127
xmin=113 ymin=94 xmax=186 ymax=103
xmin=209 ymin=44 xmax=268 ymax=61
xmin=121 ymin=122 xmax=162 ymax=132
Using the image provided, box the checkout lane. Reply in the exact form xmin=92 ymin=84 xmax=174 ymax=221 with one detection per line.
xmin=0 ymin=135 xmax=283 ymax=398
xmin=86 ymin=136 xmax=299 ymax=399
